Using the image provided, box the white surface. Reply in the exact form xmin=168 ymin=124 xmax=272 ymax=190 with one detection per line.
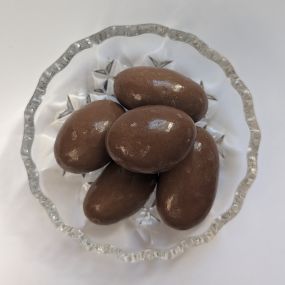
xmin=0 ymin=0 xmax=284 ymax=284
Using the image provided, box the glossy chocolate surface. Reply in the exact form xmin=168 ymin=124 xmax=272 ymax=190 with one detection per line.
xmin=83 ymin=161 xmax=157 ymax=225
xmin=156 ymin=127 xmax=219 ymax=230
xmin=54 ymin=100 xmax=125 ymax=174
xmin=114 ymin=66 xmax=208 ymax=122
xmin=105 ymin=105 xmax=196 ymax=174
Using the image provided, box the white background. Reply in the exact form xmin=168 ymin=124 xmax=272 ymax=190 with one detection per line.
xmin=0 ymin=0 xmax=284 ymax=284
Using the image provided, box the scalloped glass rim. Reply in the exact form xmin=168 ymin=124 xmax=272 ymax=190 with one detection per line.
xmin=21 ymin=24 xmax=261 ymax=262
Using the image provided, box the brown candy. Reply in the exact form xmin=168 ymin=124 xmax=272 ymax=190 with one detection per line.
xmin=83 ymin=161 xmax=157 ymax=225
xmin=114 ymin=66 xmax=208 ymax=122
xmin=54 ymin=100 xmax=125 ymax=174
xmin=105 ymin=105 xmax=196 ymax=174
xmin=156 ymin=127 xmax=219 ymax=230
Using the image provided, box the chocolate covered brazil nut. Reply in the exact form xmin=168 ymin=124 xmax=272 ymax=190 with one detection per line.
xmin=54 ymin=100 xmax=125 ymax=174
xmin=105 ymin=105 xmax=196 ymax=174
xmin=83 ymin=161 xmax=157 ymax=225
xmin=156 ymin=127 xmax=219 ymax=230
xmin=114 ymin=66 xmax=208 ymax=122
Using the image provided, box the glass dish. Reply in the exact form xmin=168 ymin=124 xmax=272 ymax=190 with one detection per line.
xmin=21 ymin=24 xmax=261 ymax=262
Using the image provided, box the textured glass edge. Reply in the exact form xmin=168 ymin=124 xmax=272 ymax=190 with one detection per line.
xmin=21 ymin=23 xmax=261 ymax=263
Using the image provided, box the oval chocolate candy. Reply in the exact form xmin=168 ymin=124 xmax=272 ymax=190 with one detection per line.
xmin=114 ymin=66 xmax=208 ymax=122
xmin=54 ymin=100 xmax=125 ymax=174
xmin=105 ymin=105 xmax=196 ymax=174
xmin=156 ymin=127 xmax=219 ymax=230
xmin=83 ymin=161 xmax=157 ymax=225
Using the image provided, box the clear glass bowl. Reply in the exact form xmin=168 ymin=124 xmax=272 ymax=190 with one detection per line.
xmin=21 ymin=24 xmax=261 ymax=262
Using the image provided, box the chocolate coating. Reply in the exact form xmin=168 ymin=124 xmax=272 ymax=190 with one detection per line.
xmin=156 ymin=127 xmax=219 ymax=230
xmin=83 ymin=161 xmax=157 ymax=225
xmin=114 ymin=66 xmax=208 ymax=122
xmin=105 ymin=105 xmax=196 ymax=174
xmin=54 ymin=100 xmax=125 ymax=174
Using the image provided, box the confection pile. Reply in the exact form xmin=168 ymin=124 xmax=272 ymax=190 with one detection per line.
xmin=54 ymin=66 xmax=219 ymax=230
